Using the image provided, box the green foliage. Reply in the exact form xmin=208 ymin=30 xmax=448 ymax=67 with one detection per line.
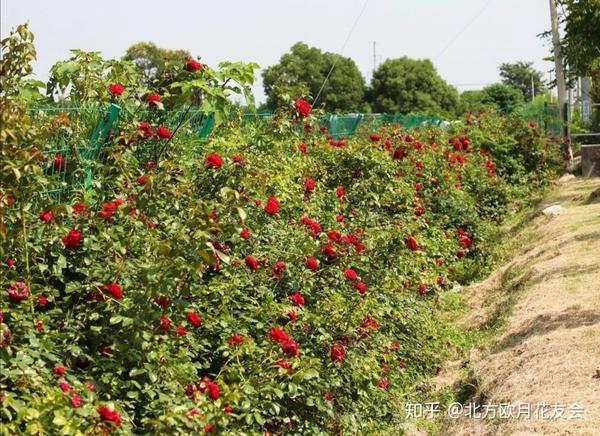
xmin=262 ymin=42 xmax=366 ymax=112
xmin=123 ymin=42 xmax=192 ymax=84
xmin=499 ymin=61 xmax=546 ymax=101
xmin=1 ymin=26 xmax=562 ymax=435
xmin=0 ymin=24 xmax=37 ymax=98
xmin=480 ymin=83 xmax=524 ymax=113
xmin=558 ymin=0 xmax=600 ymax=77
xmin=367 ymin=57 xmax=459 ymax=117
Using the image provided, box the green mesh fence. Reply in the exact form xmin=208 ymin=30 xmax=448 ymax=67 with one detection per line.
xmin=28 ymin=104 xmax=120 ymax=202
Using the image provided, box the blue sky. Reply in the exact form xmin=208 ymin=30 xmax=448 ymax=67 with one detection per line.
xmin=1 ymin=0 xmax=555 ymax=102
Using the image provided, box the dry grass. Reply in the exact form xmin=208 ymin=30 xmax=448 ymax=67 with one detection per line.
xmin=437 ymin=177 xmax=600 ymax=436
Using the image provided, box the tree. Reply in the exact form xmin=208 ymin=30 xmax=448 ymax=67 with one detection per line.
xmin=459 ymin=90 xmax=488 ymax=113
xmin=558 ymin=0 xmax=600 ymax=127
xmin=262 ymin=42 xmax=365 ymax=112
xmin=366 ymin=57 xmax=459 ymax=116
xmin=123 ymin=42 xmax=191 ymax=84
xmin=481 ymin=83 xmax=524 ymax=112
xmin=499 ymin=61 xmax=546 ymax=100
xmin=558 ymin=0 xmax=600 ymax=77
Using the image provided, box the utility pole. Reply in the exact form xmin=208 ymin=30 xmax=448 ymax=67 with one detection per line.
xmin=373 ymin=41 xmax=377 ymax=73
xmin=549 ymin=0 xmax=572 ymax=162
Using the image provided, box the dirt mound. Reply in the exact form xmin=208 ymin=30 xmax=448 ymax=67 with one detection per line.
xmin=440 ymin=177 xmax=600 ymax=435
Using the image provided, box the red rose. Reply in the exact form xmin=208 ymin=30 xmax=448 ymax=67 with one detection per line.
xmin=204 ymin=153 xmax=223 ymax=168
xmin=298 ymin=143 xmax=307 ymax=154
xmin=240 ymin=228 xmax=251 ymax=239
xmin=7 ymin=282 xmax=29 ymax=302
xmin=85 ymin=381 xmax=97 ymax=392
xmin=176 ymin=325 xmax=187 ymax=336
xmin=322 ymin=391 xmax=334 ymax=401
xmin=322 ymin=244 xmax=336 ymax=257
xmin=405 ymin=235 xmax=419 ymax=251
xmin=186 ymin=311 xmax=202 ymax=326
xmin=97 ymin=405 xmax=122 ymax=427
xmin=207 ymin=381 xmax=219 ymax=400
xmin=456 ymin=249 xmax=465 ymax=258
xmin=294 ymin=98 xmax=311 ymax=117
xmin=138 ymin=121 xmax=153 ymax=139
xmin=223 ymin=405 xmax=233 ymax=413
xmin=60 ymin=382 xmax=71 ymax=392
xmin=72 ymin=202 xmax=87 ymax=215
xmin=268 ymin=327 xmax=289 ymax=344
xmin=244 ymin=255 xmax=260 ymax=271
xmin=160 ymin=315 xmax=170 ymax=332
xmin=136 ymin=175 xmax=147 ymax=185
xmin=185 ymin=58 xmax=202 ymax=71
xmin=289 ymin=292 xmax=305 ymax=306
xmin=146 ymin=93 xmax=161 ymax=106
xmin=204 ymin=424 xmax=215 ymax=433
xmin=378 ymin=378 xmax=389 ymax=389
xmin=264 ymin=196 xmax=280 ymax=215
xmin=288 ymin=310 xmax=297 ymax=322
xmin=282 ymin=339 xmax=299 ymax=357
xmin=63 ymin=229 xmax=82 ymax=249
xmin=232 ymin=155 xmax=243 ymax=164
xmin=108 ymin=83 xmax=124 ymax=96
xmin=354 ymin=281 xmax=368 ymax=294
xmin=53 ymin=154 xmax=67 ymax=172
xmin=272 ymin=260 xmax=286 ymax=278
xmin=156 ymin=126 xmax=172 ymax=139
xmin=54 ymin=366 xmax=66 ymax=376
xmin=415 ymin=206 xmax=424 ymax=217
xmin=304 ymin=178 xmax=315 ymax=193
xmin=6 ymin=258 xmax=15 ymax=267
xmin=335 ymin=186 xmax=346 ymax=200
xmin=106 ymin=283 xmax=123 ymax=299
xmin=330 ymin=343 xmax=345 ymax=362
xmin=274 ymin=359 xmax=292 ymax=371
xmin=227 ymin=334 xmax=244 ymax=346
xmin=418 ymin=282 xmax=427 ymax=295
xmin=305 ymin=257 xmax=319 ymax=271
xmin=344 ymin=268 xmax=358 ymax=281
xmin=369 ymin=134 xmax=381 ymax=142
xmin=38 ymin=294 xmax=48 ymax=305
xmin=71 ymin=393 xmax=81 ymax=408
xmin=39 ymin=210 xmax=53 ymax=223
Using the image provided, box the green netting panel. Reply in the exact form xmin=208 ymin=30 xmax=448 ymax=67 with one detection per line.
xmin=321 ymin=114 xmax=364 ymax=139
xmin=28 ymin=104 xmax=120 ymax=202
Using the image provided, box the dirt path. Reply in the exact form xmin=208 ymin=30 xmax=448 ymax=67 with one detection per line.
xmin=439 ymin=177 xmax=600 ymax=435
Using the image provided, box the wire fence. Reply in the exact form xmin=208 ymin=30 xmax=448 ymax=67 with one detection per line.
xmin=22 ymin=103 xmax=562 ymax=202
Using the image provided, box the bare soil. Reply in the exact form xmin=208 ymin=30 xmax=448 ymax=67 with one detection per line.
xmin=437 ymin=177 xmax=600 ymax=435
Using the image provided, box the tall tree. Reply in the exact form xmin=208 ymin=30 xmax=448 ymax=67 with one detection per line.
xmin=558 ymin=0 xmax=600 ymax=128
xmin=481 ymin=83 xmax=524 ymax=112
xmin=262 ymin=42 xmax=365 ymax=112
xmin=366 ymin=57 xmax=459 ymax=116
xmin=123 ymin=42 xmax=191 ymax=84
xmin=499 ymin=61 xmax=545 ymax=100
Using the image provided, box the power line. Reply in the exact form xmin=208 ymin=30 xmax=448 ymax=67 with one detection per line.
xmin=313 ymin=0 xmax=370 ymax=107
xmin=434 ymin=0 xmax=494 ymax=61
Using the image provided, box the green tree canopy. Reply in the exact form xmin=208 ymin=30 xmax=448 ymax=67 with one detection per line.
xmin=559 ymin=0 xmax=600 ymax=77
xmin=366 ymin=57 xmax=459 ymax=116
xmin=459 ymin=90 xmax=488 ymax=113
xmin=262 ymin=42 xmax=365 ymax=112
xmin=481 ymin=83 xmax=524 ymax=112
xmin=123 ymin=42 xmax=191 ymax=84
xmin=499 ymin=61 xmax=545 ymax=100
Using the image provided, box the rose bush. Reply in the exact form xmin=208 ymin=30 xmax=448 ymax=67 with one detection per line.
xmin=1 ymin=26 xmax=562 ymax=435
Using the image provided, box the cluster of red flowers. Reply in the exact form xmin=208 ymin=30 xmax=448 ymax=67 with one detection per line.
xmin=268 ymin=327 xmax=299 ymax=357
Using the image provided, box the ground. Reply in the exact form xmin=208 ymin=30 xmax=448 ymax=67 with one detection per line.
xmin=415 ymin=176 xmax=600 ymax=435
